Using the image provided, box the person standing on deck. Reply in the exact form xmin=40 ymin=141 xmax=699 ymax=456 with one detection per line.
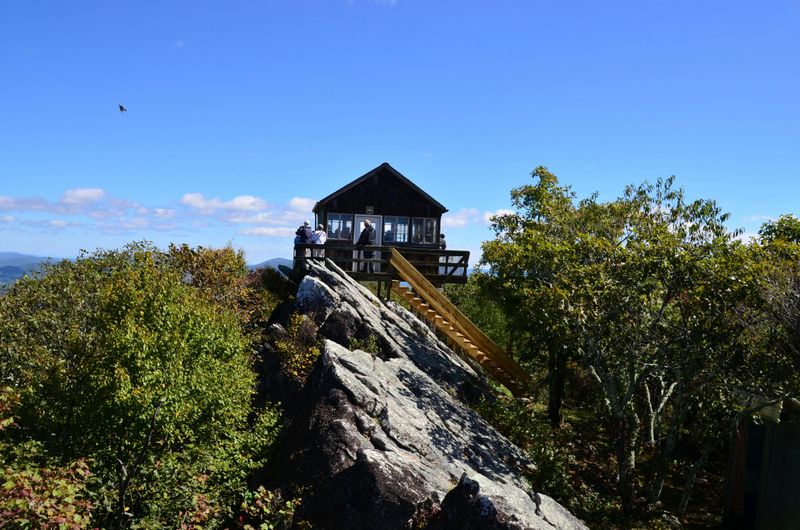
xmin=311 ymin=224 xmax=327 ymax=257
xmin=356 ymin=219 xmax=376 ymax=272
xmin=295 ymin=220 xmax=313 ymax=257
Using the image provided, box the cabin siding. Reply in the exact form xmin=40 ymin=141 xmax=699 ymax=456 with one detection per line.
xmin=313 ymin=163 xmax=447 ymax=248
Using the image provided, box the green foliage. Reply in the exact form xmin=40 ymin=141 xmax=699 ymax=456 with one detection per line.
xmin=276 ymin=313 xmax=322 ymax=384
xmin=0 ymin=242 xmax=282 ymax=528
xmin=743 ymin=241 xmax=800 ymax=400
xmin=348 ymin=334 xmax=379 ymax=354
xmin=759 ymin=214 xmax=800 ymax=244
xmin=442 ymin=274 xmax=510 ymax=351
xmin=237 ymin=486 xmax=310 ymax=530
xmin=481 ymin=168 xmax=759 ymax=515
xmin=1 ymin=387 xmax=94 ymax=528
xmin=1 ymin=456 xmax=93 ymax=529
xmin=475 ymin=397 xmax=613 ymax=522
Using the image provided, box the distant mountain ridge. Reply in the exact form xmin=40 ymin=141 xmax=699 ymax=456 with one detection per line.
xmin=248 ymin=257 xmax=292 ymax=271
xmin=0 ymin=252 xmax=61 ymax=286
xmin=1 ymin=252 xmax=293 ymax=286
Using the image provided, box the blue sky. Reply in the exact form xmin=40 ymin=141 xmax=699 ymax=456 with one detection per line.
xmin=1 ymin=0 xmax=798 ymax=263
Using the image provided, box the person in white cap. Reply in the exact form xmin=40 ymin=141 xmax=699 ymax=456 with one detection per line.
xmin=295 ymin=220 xmax=313 ymax=257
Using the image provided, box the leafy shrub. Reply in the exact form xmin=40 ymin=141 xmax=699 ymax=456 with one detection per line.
xmin=276 ymin=314 xmax=322 ymax=384
xmin=1 ymin=456 xmax=93 ymax=529
xmin=0 ymin=242 xmax=278 ymax=528
xmin=245 ymin=267 xmax=296 ymax=337
xmin=0 ymin=387 xmax=93 ymax=528
xmin=236 ymin=486 xmax=310 ymax=530
xmin=475 ymin=397 xmax=613 ymax=522
xmin=348 ymin=334 xmax=379 ymax=354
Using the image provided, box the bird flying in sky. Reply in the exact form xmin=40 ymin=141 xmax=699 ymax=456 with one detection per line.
xmin=119 ymin=104 xmax=127 ymax=113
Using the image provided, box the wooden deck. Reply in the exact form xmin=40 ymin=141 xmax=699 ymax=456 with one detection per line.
xmin=293 ymin=244 xmax=528 ymax=394
xmin=293 ymin=243 xmax=469 ymax=285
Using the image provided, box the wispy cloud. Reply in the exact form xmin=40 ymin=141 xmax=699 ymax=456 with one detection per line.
xmin=1 ymin=188 xmax=110 ymax=215
xmin=442 ymin=208 xmax=482 ymax=228
xmin=288 ymin=197 xmax=316 ymax=212
xmin=0 ymin=187 xmax=318 ymax=241
xmin=174 ymin=39 xmax=186 ymax=48
xmin=483 ymin=208 xmax=515 ymax=224
xmin=239 ymin=226 xmax=296 ymax=237
xmin=440 ymin=207 xmax=517 ymax=229
xmin=741 ymin=214 xmax=774 ymax=224
xmin=180 ymin=193 xmax=269 ymax=213
xmin=61 ymin=188 xmax=105 ymax=205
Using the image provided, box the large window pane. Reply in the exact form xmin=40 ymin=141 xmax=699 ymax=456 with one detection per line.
xmin=411 ymin=217 xmax=436 ymax=244
xmin=383 ymin=216 xmax=409 ymax=243
xmin=327 ymin=213 xmax=353 ymax=240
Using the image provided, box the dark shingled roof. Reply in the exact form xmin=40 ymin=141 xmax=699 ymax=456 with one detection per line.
xmin=312 ymin=162 xmax=448 ymax=214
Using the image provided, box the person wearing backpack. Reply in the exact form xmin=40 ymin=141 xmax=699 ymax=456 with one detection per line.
xmin=295 ymin=220 xmax=313 ymax=257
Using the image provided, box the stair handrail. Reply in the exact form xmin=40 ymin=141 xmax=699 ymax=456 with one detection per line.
xmin=389 ymin=248 xmax=529 ymax=385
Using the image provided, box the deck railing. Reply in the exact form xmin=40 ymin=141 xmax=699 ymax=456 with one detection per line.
xmin=293 ymin=244 xmax=470 ymax=284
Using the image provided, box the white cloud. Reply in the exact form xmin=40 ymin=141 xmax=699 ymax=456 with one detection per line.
xmin=181 ymin=193 xmax=269 ymax=213
xmin=442 ymin=208 xmax=482 ymax=228
xmin=181 ymin=193 xmax=221 ymax=211
xmin=61 ymin=188 xmax=105 ymax=205
xmin=741 ymin=214 xmax=774 ymax=224
xmin=239 ymin=226 xmax=295 ymax=237
xmin=226 ymin=212 xmax=273 ymax=224
xmin=0 ymin=215 xmax=14 ymax=223
xmin=289 ymin=197 xmax=316 ymax=212
xmin=483 ymin=208 xmax=515 ymax=224
xmin=228 ymin=195 xmax=268 ymax=211
xmin=734 ymin=231 xmax=759 ymax=243
xmin=153 ymin=208 xmax=176 ymax=219
xmin=48 ymin=220 xmax=68 ymax=228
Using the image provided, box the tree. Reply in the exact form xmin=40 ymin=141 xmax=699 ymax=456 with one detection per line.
xmin=759 ymin=213 xmax=800 ymax=244
xmin=482 ymin=168 xmax=754 ymax=514
xmin=481 ymin=167 xmax=579 ymax=426
xmin=0 ymin=242 xmax=277 ymax=528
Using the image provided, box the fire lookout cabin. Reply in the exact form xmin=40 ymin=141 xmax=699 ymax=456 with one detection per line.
xmin=294 ymin=162 xmax=469 ymax=286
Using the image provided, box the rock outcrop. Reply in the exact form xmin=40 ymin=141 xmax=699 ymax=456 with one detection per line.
xmin=264 ymin=259 xmax=587 ymax=530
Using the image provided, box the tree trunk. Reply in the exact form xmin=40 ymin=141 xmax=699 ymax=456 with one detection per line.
xmin=616 ymin=408 xmax=640 ymax=515
xmin=547 ymin=347 xmax=567 ymax=426
xmin=678 ymin=444 xmax=713 ymax=517
xmin=647 ymin=393 xmax=686 ymax=506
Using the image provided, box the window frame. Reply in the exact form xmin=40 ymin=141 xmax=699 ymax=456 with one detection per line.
xmin=382 ymin=215 xmax=410 ymax=244
xmin=326 ymin=213 xmax=354 ymax=240
xmin=411 ymin=217 xmax=437 ymax=245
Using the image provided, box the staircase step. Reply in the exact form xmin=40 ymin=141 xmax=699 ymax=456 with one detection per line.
xmin=390 ymin=250 xmax=529 ymax=396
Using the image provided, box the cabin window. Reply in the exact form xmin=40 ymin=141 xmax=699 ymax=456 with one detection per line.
xmin=383 ymin=216 xmax=409 ymax=243
xmin=411 ymin=218 xmax=437 ymax=244
xmin=327 ymin=213 xmax=353 ymax=240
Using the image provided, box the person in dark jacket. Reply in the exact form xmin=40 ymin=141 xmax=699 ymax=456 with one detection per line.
xmin=296 ymin=220 xmax=313 ymax=244
xmin=356 ymin=219 xmax=376 ymax=272
xmin=295 ymin=220 xmax=313 ymax=257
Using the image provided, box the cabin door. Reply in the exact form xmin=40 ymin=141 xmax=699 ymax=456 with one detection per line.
xmin=352 ymin=214 xmax=383 ymax=273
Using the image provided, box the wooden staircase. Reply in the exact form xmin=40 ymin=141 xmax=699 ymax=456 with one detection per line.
xmin=388 ymin=248 xmax=530 ymax=396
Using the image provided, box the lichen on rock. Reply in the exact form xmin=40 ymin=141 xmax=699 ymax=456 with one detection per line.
xmin=263 ymin=259 xmax=587 ymax=530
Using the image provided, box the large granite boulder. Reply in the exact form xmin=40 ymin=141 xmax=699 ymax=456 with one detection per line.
xmin=270 ymin=259 xmax=587 ymax=530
